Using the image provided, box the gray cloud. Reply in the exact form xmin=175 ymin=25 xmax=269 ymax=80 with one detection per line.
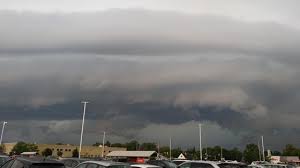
xmin=0 ymin=9 xmax=300 ymax=149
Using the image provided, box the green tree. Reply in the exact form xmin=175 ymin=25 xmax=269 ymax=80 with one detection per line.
xmin=111 ymin=143 xmax=125 ymax=147
xmin=282 ymin=144 xmax=299 ymax=156
xmin=72 ymin=148 xmax=79 ymax=157
xmin=105 ymin=141 xmax=111 ymax=147
xmin=11 ymin=142 xmax=38 ymax=155
xmin=0 ymin=145 xmax=4 ymax=153
xmin=92 ymin=142 xmax=101 ymax=146
xmin=244 ymin=144 xmax=259 ymax=163
xmin=126 ymin=140 xmax=139 ymax=150
xmin=140 ymin=143 xmax=157 ymax=151
xmin=42 ymin=148 xmax=53 ymax=156
xmin=57 ymin=151 xmax=63 ymax=157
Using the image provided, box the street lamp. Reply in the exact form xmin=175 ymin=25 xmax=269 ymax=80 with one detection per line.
xmin=199 ymin=123 xmax=202 ymax=160
xmin=0 ymin=121 xmax=7 ymax=145
xmin=79 ymin=101 xmax=88 ymax=159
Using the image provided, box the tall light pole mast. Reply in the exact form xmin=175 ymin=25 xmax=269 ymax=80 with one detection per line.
xmin=258 ymin=140 xmax=261 ymax=161
xmin=0 ymin=121 xmax=7 ymax=145
xmin=79 ymin=101 xmax=88 ymax=159
xmin=199 ymin=123 xmax=202 ymax=160
xmin=169 ymin=137 xmax=172 ymax=160
xmin=102 ymin=131 xmax=106 ymax=158
xmin=261 ymin=136 xmax=265 ymax=161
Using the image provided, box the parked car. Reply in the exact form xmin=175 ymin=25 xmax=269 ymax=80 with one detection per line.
xmin=172 ymin=160 xmax=189 ymax=166
xmin=0 ymin=156 xmax=65 ymax=168
xmin=178 ymin=161 xmax=220 ymax=168
xmin=131 ymin=164 xmax=162 ymax=168
xmin=0 ymin=155 xmax=9 ymax=166
xmin=74 ymin=161 xmax=130 ymax=168
xmin=147 ymin=160 xmax=177 ymax=168
xmin=60 ymin=158 xmax=91 ymax=168
xmin=217 ymin=162 xmax=247 ymax=168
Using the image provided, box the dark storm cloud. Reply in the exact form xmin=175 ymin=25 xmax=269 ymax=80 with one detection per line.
xmin=0 ymin=9 xmax=300 ymax=149
xmin=1 ymin=10 xmax=300 ymax=58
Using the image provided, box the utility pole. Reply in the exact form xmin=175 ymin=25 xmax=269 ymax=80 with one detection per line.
xmin=199 ymin=123 xmax=202 ymax=160
xmin=79 ymin=101 xmax=88 ymax=159
xmin=258 ymin=140 xmax=261 ymax=161
xmin=169 ymin=137 xmax=172 ymax=160
xmin=102 ymin=131 xmax=106 ymax=158
xmin=261 ymin=136 xmax=265 ymax=161
xmin=0 ymin=121 xmax=7 ymax=145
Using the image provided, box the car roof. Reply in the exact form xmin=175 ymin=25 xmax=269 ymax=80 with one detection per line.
xmin=179 ymin=160 xmax=219 ymax=167
xmin=16 ymin=157 xmax=64 ymax=165
xmin=80 ymin=161 xmax=129 ymax=167
xmin=131 ymin=164 xmax=161 ymax=168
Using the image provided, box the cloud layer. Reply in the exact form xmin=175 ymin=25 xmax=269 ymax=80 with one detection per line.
xmin=0 ymin=9 xmax=300 ymax=149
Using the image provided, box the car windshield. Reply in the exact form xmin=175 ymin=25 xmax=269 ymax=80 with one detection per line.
xmin=31 ymin=164 xmax=65 ymax=168
xmin=218 ymin=163 xmax=247 ymax=168
xmin=0 ymin=157 xmax=9 ymax=165
xmin=173 ymin=161 xmax=185 ymax=166
xmin=163 ymin=161 xmax=177 ymax=168
xmin=108 ymin=165 xmax=130 ymax=168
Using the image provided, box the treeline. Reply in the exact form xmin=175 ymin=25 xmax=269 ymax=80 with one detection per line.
xmin=1 ymin=141 xmax=299 ymax=164
xmin=94 ymin=141 xmax=300 ymax=163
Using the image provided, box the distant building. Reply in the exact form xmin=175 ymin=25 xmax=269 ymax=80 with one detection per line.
xmin=106 ymin=151 xmax=157 ymax=163
xmin=270 ymin=156 xmax=300 ymax=164
xmin=20 ymin=152 xmax=37 ymax=157
xmin=2 ymin=143 xmax=126 ymax=158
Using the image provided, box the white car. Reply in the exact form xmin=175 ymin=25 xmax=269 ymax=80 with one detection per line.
xmin=131 ymin=164 xmax=162 ymax=168
xmin=178 ymin=161 xmax=221 ymax=168
xmin=75 ymin=161 xmax=130 ymax=168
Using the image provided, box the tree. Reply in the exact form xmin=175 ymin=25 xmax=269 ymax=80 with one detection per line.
xmin=105 ymin=141 xmax=111 ymax=147
xmin=244 ymin=144 xmax=259 ymax=163
xmin=11 ymin=142 xmax=38 ymax=155
xmin=0 ymin=145 xmax=4 ymax=154
xmin=42 ymin=148 xmax=53 ymax=156
xmin=282 ymin=144 xmax=300 ymax=156
xmin=111 ymin=143 xmax=125 ymax=148
xmin=126 ymin=140 xmax=139 ymax=150
xmin=57 ymin=151 xmax=63 ymax=157
xmin=140 ymin=143 xmax=157 ymax=151
xmin=92 ymin=142 xmax=101 ymax=146
xmin=72 ymin=148 xmax=79 ymax=157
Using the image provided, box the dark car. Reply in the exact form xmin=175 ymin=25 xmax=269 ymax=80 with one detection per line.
xmin=147 ymin=160 xmax=177 ymax=168
xmin=60 ymin=158 xmax=91 ymax=168
xmin=0 ymin=155 xmax=10 ymax=166
xmin=0 ymin=157 xmax=65 ymax=168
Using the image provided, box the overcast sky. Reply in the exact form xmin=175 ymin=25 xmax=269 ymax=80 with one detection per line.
xmin=0 ymin=0 xmax=300 ymax=150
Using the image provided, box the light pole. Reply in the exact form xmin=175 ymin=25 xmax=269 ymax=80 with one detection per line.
xmin=0 ymin=121 xmax=7 ymax=145
xmin=261 ymin=136 xmax=265 ymax=161
xmin=169 ymin=137 xmax=172 ymax=160
xmin=102 ymin=131 xmax=106 ymax=158
xmin=199 ymin=123 xmax=202 ymax=160
xmin=79 ymin=101 xmax=88 ymax=159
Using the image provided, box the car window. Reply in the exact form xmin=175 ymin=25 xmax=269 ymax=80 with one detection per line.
xmin=30 ymin=164 xmax=65 ymax=168
xmin=2 ymin=160 xmax=15 ymax=168
xmin=71 ymin=161 xmax=79 ymax=168
xmin=179 ymin=163 xmax=191 ymax=168
xmin=191 ymin=163 xmax=214 ymax=168
xmin=108 ymin=165 xmax=130 ymax=168
xmin=11 ymin=160 xmax=24 ymax=168
xmin=0 ymin=157 xmax=9 ymax=166
xmin=76 ymin=164 xmax=88 ymax=168
xmin=63 ymin=160 xmax=72 ymax=167
xmin=86 ymin=164 xmax=98 ymax=168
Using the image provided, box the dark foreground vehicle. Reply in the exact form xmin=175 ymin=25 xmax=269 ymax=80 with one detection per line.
xmin=0 ymin=157 xmax=65 ymax=168
xmin=74 ymin=161 xmax=130 ymax=168
xmin=0 ymin=155 xmax=9 ymax=166
xmin=147 ymin=160 xmax=177 ymax=168
xmin=60 ymin=158 xmax=91 ymax=168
